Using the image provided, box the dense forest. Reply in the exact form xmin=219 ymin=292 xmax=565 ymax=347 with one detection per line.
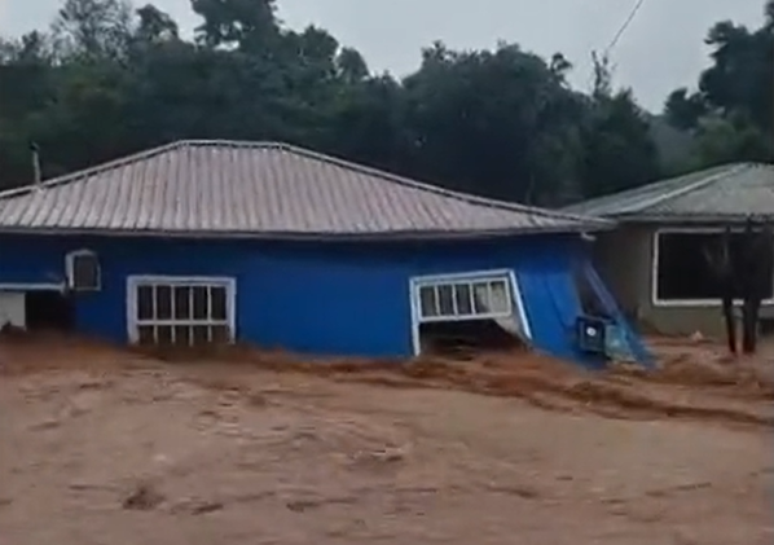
xmin=0 ymin=0 xmax=772 ymax=206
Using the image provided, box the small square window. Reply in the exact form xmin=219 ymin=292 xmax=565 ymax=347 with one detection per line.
xmin=67 ymin=250 xmax=100 ymax=291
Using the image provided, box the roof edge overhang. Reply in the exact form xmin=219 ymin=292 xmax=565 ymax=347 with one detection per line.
xmin=0 ymin=222 xmax=614 ymax=242
xmin=608 ymin=213 xmax=774 ymax=224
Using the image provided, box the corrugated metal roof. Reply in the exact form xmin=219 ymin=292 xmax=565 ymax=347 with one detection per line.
xmin=0 ymin=140 xmax=609 ymax=239
xmin=562 ymin=163 xmax=774 ymax=222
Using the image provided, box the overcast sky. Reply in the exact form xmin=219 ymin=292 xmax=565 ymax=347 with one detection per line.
xmin=0 ymin=0 xmax=766 ymax=111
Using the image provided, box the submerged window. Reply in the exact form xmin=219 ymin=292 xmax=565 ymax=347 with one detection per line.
xmin=412 ymin=271 xmax=529 ymax=356
xmin=655 ymin=231 xmax=774 ymax=302
xmin=417 ymin=276 xmax=512 ymax=320
xmin=129 ymin=277 xmax=235 ymax=346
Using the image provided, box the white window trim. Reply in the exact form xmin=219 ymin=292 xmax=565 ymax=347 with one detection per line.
xmin=408 ymin=269 xmax=532 ymax=356
xmin=651 ymin=227 xmax=774 ymax=308
xmin=126 ymin=275 xmax=237 ymax=343
xmin=65 ymin=248 xmax=101 ymax=291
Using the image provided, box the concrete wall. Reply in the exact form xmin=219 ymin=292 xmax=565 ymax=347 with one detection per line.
xmin=0 ymin=233 xmax=594 ymax=361
xmin=592 ymin=224 xmax=772 ymax=339
xmin=592 ymin=226 xmax=652 ymax=322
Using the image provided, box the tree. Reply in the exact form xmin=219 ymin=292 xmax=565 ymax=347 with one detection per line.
xmin=51 ymin=0 xmax=133 ymax=60
xmin=192 ymin=0 xmax=279 ymax=52
xmin=664 ymin=1 xmax=774 ymax=166
xmin=399 ymin=42 xmax=590 ymax=205
xmin=575 ymin=53 xmax=660 ymax=198
xmin=0 ymin=0 xmax=667 ymax=205
xmin=134 ymin=4 xmax=179 ymax=45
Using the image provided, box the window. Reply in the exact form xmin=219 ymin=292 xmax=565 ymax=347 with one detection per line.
xmin=654 ymin=231 xmax=774 ymax=303
xmin=66 ymin=249 xmax=100 ymax=291
xmin=128 ymin=277 xmax=235 ymax=346
xmin=415 ymin=274 xmax=513 ymax=321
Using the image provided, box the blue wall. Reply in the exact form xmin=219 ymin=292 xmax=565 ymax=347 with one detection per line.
xmin=0 ymin=233 xmax=588 ymax=361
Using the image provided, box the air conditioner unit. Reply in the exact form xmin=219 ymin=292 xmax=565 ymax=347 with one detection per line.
xmin=575 ymin=315 xmax=608 ymax=355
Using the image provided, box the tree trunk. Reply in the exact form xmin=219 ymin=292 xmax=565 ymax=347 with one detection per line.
xmin=741 ymin=296 xmax=757 ymax=354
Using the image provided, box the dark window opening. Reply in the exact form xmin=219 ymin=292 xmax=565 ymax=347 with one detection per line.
xmin=68 ymin=251 xmax=100 ymax=291
xmin=418 ymin=319 xmax=527 ymax=359
xmin=25 ymin=290 xmax=75 ymax=332
xmin=656 ymin=232 xmax=774 ymax=301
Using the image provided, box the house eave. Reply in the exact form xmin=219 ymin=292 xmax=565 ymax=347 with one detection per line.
xmin=0 ymin=223 xmax=614 ymax=242
xmin=607 ymin=213 xmax=774 ymax=225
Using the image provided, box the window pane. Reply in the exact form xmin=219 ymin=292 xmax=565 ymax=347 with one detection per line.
xmin=212 ymin=324 xmax=230 ymax=343
xmin=157 ymin=325 xmax=173 ymax=345
xmin=156 ymin=285 xmax=172 ymax=320
xmin=137 ymin=325 xmax=155 ymax=345
xmin=192 ymin=287 xmax=208 ymax=320
xmin=137 ymin=286 xmax=154 ymax=320
xmin=489 ymin=281 xmax=510 ymax=313
xmin=437 ymin=285 xmax=455 ymax=316
xmin=419 ymin=286 xmax=438 ymax=317
xmin=192 ymin=325 xmax=209 ymax=345
xmin=473 ymin=282 xmax=491 ymax=314
xmin=174 ymin=287 xmax=191 ymax=320
xmin=174 ymin=325 xmax=192 ymax=347
xmin=454 ymin=283 xmax=473 ymax=315
xmin=656 ymin=233 xmax=717 ymax=300
xmin=210 ymin=286 xmax=227 ymax=320
xmin=654 ymin=232 xmax=774 ymax=301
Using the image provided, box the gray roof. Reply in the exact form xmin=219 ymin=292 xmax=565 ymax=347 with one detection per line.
xmin=0 ymin=140 xmax=608 ymax=240
xmin=562 ymin=163 xmax=774 ymax=222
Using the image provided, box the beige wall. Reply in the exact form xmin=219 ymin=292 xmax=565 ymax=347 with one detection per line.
xmin=592 ymin=225 xmax=749 ymax=339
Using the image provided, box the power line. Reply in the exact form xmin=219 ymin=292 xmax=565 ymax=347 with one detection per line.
xmin=587 ymin=0 xmax=647 ymax=92
xmin=603 ymin=0 xmax=647 ymax=57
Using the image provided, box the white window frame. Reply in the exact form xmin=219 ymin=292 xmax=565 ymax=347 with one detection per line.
xmin=126 ymin=275 xmax=237 ymax=344
xmin=652 ymin=227 xmax=774 ymax=308
xmin=408 ymin=269 xmax=532 ymax=356
xmin=65 ymin=249 xmax=101 ymax=291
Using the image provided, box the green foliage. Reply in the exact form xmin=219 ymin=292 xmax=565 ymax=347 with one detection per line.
xmin=664 ymin=1 xmax=774 ymax=168
xmin=0 ymin=0 xmax=671 ymax=203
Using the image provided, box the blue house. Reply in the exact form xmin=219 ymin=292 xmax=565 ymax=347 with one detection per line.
xmin=0 ymin=140 xmax=641 ymax=364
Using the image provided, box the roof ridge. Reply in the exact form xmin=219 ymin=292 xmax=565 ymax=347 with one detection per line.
xmin=613 ymin=163 xmax=751 ymax=215
xmin=561 ymin=162 xmax=753 ymax=216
